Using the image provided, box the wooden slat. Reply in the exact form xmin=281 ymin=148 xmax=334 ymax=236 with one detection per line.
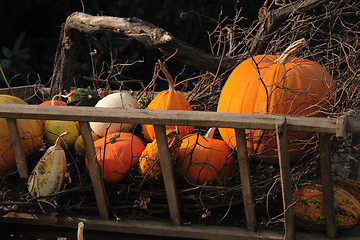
xmin=2 ymin=213 xmax=356 ymax=240
xmin=154 ymin=125 xmax=181 ymax=226
xmin=5 ymin=118 xmax=28 ymax=178
xmin=336 ymin=115 xmax=347 ymax=140
xmin=275 ymin=118 xmax=295 ymax=240
xmin=319 ymin=133 xmax=337 ymax=238
xmin=79 ymin=122 xmax=110 ymax=220
xmin=0 ymin=104 xmax=346 ymax=134
xmin=235 ymin=128 xmax=256 ymax=232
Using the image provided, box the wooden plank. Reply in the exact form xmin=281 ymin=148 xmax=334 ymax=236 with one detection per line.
xmin=78 ymin=122 xmax=110 ymax=220
xmin=5 ymin=118 xmax=28 ymax=178
xmin=319 ymin=133 xmax=337 ymax=238
xmin=275 ymin=118 xmax=295 ymax=240
xmin=154 ymin=125 xmax=181 ymax=226
xmin=349 ymin=133 xmax=360 ymax=179
xmin=0 ymin=85 xmax=49 ymax=101
xmin=234 ymin=128 xmax=256 ymax=232
xmin=0 ymin=104 xmax=348 ymax=134
xmin=0 ymin=213 xmax=356 ymax=240
xmin=336 ymin=115 xmax=347 ymax=140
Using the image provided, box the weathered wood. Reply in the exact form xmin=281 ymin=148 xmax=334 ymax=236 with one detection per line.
xmin=62 ymin=12 xmax=237 ymax=75
xmin=2 ymin=104 xmax=356 ymax=134
xmin=275 ymin=118 xmax=295 ymax=240
xmin=235 ymin=128 xmax=256 ymax=232
xmin=336 ymin=115 xmax=347 ymax=140
xmin=154 ymin=125 xmax=181 ymax=226
xmin=350 ymin=133 xmax=360 ymax=180
xmin=78 ymin=122 xmax=110 ymax=220
xmin=5 ymin=118 xmax=28 ymax=178
xmin=319 ymin=133 xmax=337 ymax=238
xmin=1 ymin=213 xmax=352 ymax=240
xmin=50 ymin=23 xmax=81 ymax=96
xmin=0 ymin=85 xmax=50 ymax=102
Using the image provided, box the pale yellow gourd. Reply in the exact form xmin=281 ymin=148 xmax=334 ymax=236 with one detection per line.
xmin=27 ymin=132 xmax=69 ymax=197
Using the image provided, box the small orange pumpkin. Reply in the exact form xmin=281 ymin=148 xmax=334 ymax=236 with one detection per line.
xmin=39 ymin=96 xmax=67 ymax=125
xmin=217 ymin=39 xmax=336 ymax=163
xmin=142 ymin=64 xmax=194 ymax=142
xmin=176 ymin=127 xmax=236 ymax=185
xmin=87 ymin=132 xmax=145 ymax=183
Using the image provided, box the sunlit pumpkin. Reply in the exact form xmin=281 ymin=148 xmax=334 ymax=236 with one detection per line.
xmin=176 ymin=127 xmax=236 ymax=185
xmin=0 ymin=95 xmax=43 ymax=175
xmin=88 ymin=132 xmax=145 ymax=183
xmin=217 ymin=39 xmax=336 ymax=163
xmin=142 ymin=64 xmax=194 ymax=142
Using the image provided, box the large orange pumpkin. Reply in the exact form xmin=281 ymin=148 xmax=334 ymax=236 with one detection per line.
xmin=175 ymin=127 xmax=236 ymax=185
xmin=217 ymin=39 xmax=335 ymax=163
xmin=87 ymin=132 xmax=145 ymax=183
xmin=0 ymin=95 xmax=43 ymax=174
xmin=142 ymin=64 xmax=194 ymax=142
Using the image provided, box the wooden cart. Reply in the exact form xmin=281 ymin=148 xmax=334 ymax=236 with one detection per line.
xmin=0 ymin=103 xmax=359 ymax=240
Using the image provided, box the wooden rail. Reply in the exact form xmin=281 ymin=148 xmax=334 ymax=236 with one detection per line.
xmin=1 ymin=103 xmax=358 ymax=239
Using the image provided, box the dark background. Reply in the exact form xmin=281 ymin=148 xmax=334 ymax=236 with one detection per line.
xmin=0 ymin=0 xmax=262 ymax=90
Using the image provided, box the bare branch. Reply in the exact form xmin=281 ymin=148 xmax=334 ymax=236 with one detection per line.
xmin=249 ymin=0 xmax=330 ymax=55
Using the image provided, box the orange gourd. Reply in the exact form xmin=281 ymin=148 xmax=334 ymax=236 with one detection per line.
xmin=39 ymin=96 xmax=67 ymax=125
xmin=87 ymin=132 xmax=145 ymax=183
xmin=0 ymin=95 xmax=43 ymax=175
xmin=176 ymin=128 xmax=236 ymax=185
xmin=217 ymin=39 xmax=335 ymax=163
xmin=39 ymin=100 xmax=67 ymax=106
xmin=142 ymin=64 xmax=194 ymax=142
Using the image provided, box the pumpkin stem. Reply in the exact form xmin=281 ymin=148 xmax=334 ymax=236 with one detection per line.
xmin=54 ymin=132 xmax=70 ymax=149
xmin=51 ymin=91 xmax=73 ymax=106
xmin=204 ymin=127 xmax=216 ymax=139
xmin=274 ymin=38 xmax=306 ymax=64
xmin=161 ymin=63 xmax=175 ymax=91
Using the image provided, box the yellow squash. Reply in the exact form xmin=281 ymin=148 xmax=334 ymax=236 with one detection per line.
xmin=27 ymin=132 xmax=69 ymax=197
xmin=139 ymin=129 xmax=181 ymax=179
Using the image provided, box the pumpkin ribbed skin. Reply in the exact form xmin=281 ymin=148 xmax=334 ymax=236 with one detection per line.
xmin=27 ymin=132 xmax=68 ymax=197
xmin=293 ymin=181 xmax=360 ymax=232
xmin=0 ymin=95 xmax=43 ymax=175
xmin=89 ymin=132 xmax=145 ymax=183
xmin=334 ymin=178 xmax=360 ymax=202
xmin=176 ymin=128 xmax=236 ymax=184
xmin=139 ymin=130 xmax=181 ymax=179
xmin=142 ymin=64 xmax=194 ymax=142
xmin=217 ymin=39 xmax=335 ymax=163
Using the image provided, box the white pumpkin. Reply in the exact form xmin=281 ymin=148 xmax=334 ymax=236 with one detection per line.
xmin=90 ymin=92 xmax=139 ymax=137
xmin=27 ymin=132 xmax=68 ymax=197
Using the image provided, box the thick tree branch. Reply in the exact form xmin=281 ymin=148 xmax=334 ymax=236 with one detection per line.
xmin=64 ymin=12 xmax=238 ymax=73
xmin=50 ymin=12 xmax=238 ymax=96
xmin=50 ymin=1 xmax=330 ymax=96
xmin=249 ymin=0 xmax=330 ymax=55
